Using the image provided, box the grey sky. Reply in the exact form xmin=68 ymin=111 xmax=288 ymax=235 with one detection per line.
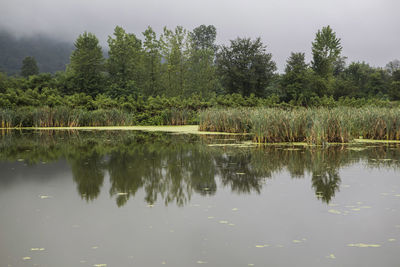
xmin=1 ymin=0 xmax=399 ymax=70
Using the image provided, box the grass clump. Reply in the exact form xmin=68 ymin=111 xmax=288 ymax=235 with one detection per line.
xmin=199 ymin=107 xmax=400 ymax=144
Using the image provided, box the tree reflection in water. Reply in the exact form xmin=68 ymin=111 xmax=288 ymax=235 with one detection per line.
xmin=0 ymin=130 xmax=399 ymax=206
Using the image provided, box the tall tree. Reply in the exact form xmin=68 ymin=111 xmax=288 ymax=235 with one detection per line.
xmin=190 ymin=25 xmax=217 ymax=51
xmin=281 ymin=52 xmax=312 ymax=102
xmin=311 ymin=26 xmax=342 ymax=78
xmin=186 ymin=25 xmax=219 ymax=97
xmin=385 ymin=59 xmax=400 ymax=75
xmin=107 ymin=26 xmax=143 ymax=97
xmin=160 ymin=26 xmax=190 ymax=97
xmin=216 ymin=37 xmax=276 ymax=97
xmin=68 ymin=32 xmax=105 ymax=96
xmin=142 ymin=26 xmax=162 ymax=97
xmin=21 ymin=56 xmax=39 ymax=77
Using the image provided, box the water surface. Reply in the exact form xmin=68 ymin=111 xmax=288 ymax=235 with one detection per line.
xmin=1 ymin=130 xmax=400 ymax=267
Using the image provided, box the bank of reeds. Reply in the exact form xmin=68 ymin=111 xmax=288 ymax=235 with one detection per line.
xmin=199 ymin=107 xmax=400 ymax=144
xmin=0 ymin=107 xmax=195 ymax=128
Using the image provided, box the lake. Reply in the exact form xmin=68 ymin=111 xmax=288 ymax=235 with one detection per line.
xmin=1 ymin=130 xmax=400 ymax=267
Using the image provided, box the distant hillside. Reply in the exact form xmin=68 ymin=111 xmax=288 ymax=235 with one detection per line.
xmin=0 ymin=30 xmax=74 ymax=75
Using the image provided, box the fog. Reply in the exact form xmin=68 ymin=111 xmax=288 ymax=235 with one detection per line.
xmin=1 ymin=0 xmax=399 ymax=70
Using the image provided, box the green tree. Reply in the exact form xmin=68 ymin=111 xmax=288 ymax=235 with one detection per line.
xmin=216 ymin=37 xmax=276 ymax=97
xmin=67 ymin=32 xmax=105 ymax=96
xmin=385 ymin=59 xmax=400 ymax=75
xmin=190 ymin=25 xmax=217 ymax=51
xmin=160 ymin=26 xmax=190 ymax=97
xmin=311 ymin=26 xmax=342 ymax=78
xmin=107 ymin=26 xmax=143 ymax=97
xmin=281 ymin=52 xmax=312 ymax=102
xmin=142 ymin=26 xmax=163 ymax=97
xmin=21 ymin=56 xmax=39 ymax=77
xmin=186 ymin=25 xmax=219 ymax=97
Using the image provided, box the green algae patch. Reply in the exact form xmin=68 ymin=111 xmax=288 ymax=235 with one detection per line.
xmin=354 ymin=139 xmax=400 ymax=144
xmin=6 ymin=125 xmax=248 ymax=135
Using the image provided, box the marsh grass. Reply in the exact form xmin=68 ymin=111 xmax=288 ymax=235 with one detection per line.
xmin=199 ymin=107 xmax=400 ymax=144
xmin=0 ymin=107 xmax=195 ymax=128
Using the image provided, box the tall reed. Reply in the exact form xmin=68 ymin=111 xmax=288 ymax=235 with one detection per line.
xmin=199 ymin=107 xmax=400 ymax=144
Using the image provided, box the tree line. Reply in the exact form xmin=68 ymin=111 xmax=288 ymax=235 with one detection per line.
xmin=1 ymin=25 xmax=399 ymax=107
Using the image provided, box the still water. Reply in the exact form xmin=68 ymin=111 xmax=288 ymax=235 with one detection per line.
xmin=1 ymin=130 xmax=400 ymax=267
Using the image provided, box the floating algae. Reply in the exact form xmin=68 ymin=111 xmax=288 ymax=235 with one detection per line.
xmin=347 ymin=243 xmax=381 ymax=248
xmin=30 ymin=248 xmax=45 ymax=251
xmin=328 ymin=209 xmax=341 ymax=215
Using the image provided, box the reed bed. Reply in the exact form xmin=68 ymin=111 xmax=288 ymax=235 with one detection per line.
xmin=0 ymin=107 xmax=195 ymax=127
xmin=199 ymin=107 xmax=400 ymax=144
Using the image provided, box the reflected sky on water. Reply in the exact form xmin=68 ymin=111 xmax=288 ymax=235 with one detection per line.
xmin=1 ymin=130 xmax=400 ymax=267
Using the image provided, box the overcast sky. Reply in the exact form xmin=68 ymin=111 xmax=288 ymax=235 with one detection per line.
xmin=1 ymin=0 xmax=399 ymax=70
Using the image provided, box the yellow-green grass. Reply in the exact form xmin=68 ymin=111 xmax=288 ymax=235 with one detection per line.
xmin=199 ymin=107 xmax=400 ymax=144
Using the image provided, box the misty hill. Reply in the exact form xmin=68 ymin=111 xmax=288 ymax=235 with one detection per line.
xmin=0 ymin=30 xmax=74 ymax=75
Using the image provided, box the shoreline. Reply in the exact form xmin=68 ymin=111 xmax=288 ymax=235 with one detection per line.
xmin=1 ymin=125 xmax=400 ymax=144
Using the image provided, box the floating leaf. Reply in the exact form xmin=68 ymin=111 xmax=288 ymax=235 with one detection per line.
xmin=91 ymin=246 xmax=99 ymax=249
xmin=30 ymin=248 xmax=45 ymax=251
xmin=117 ymin=192 xmax=128 ymax=196
xmin=232 ymin=208 xmax=239 ymax=211
xmin=292 ymin=240 xmax=302 ymax=243
xmin=326 ymin=254 xmax=336 ymax=259
xmin=388 ymin=238 xmax=396 ymax=242
xmin=39 ymin=195 xmax=52 ymax=199
xmin=255 ymin=245 xmax=264 ymax=248
xmin=207 ymin=216 xmax=214 ymax=219
xmin=22 ymin=257 xmax=31 ymax=260
xmin=347 ymin=243 xmax=381 ymax=248
xmin=93 ymin=264 xmax=107 ymax=267
xmin=219 ymin=221 xmax=228 ymax=224
xmin=196 ymin=261 xmax=207 ymax=264
xmin=328 ymin=209 xmax=341 ymax=215
xmin=161 ymin=261 xmax=166 ymax=265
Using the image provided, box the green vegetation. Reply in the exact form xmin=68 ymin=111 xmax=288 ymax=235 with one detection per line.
xmin=199 ymin=107 xmax=400 ymax=144
xmin=21 ymin=56 xmax=39 ymax=77
xmin=0 ymin=25 xmax=399 ymax=130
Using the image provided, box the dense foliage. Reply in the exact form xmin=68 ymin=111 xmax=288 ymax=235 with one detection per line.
xmin=0 ymin=24 xmax=399 ymax=127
